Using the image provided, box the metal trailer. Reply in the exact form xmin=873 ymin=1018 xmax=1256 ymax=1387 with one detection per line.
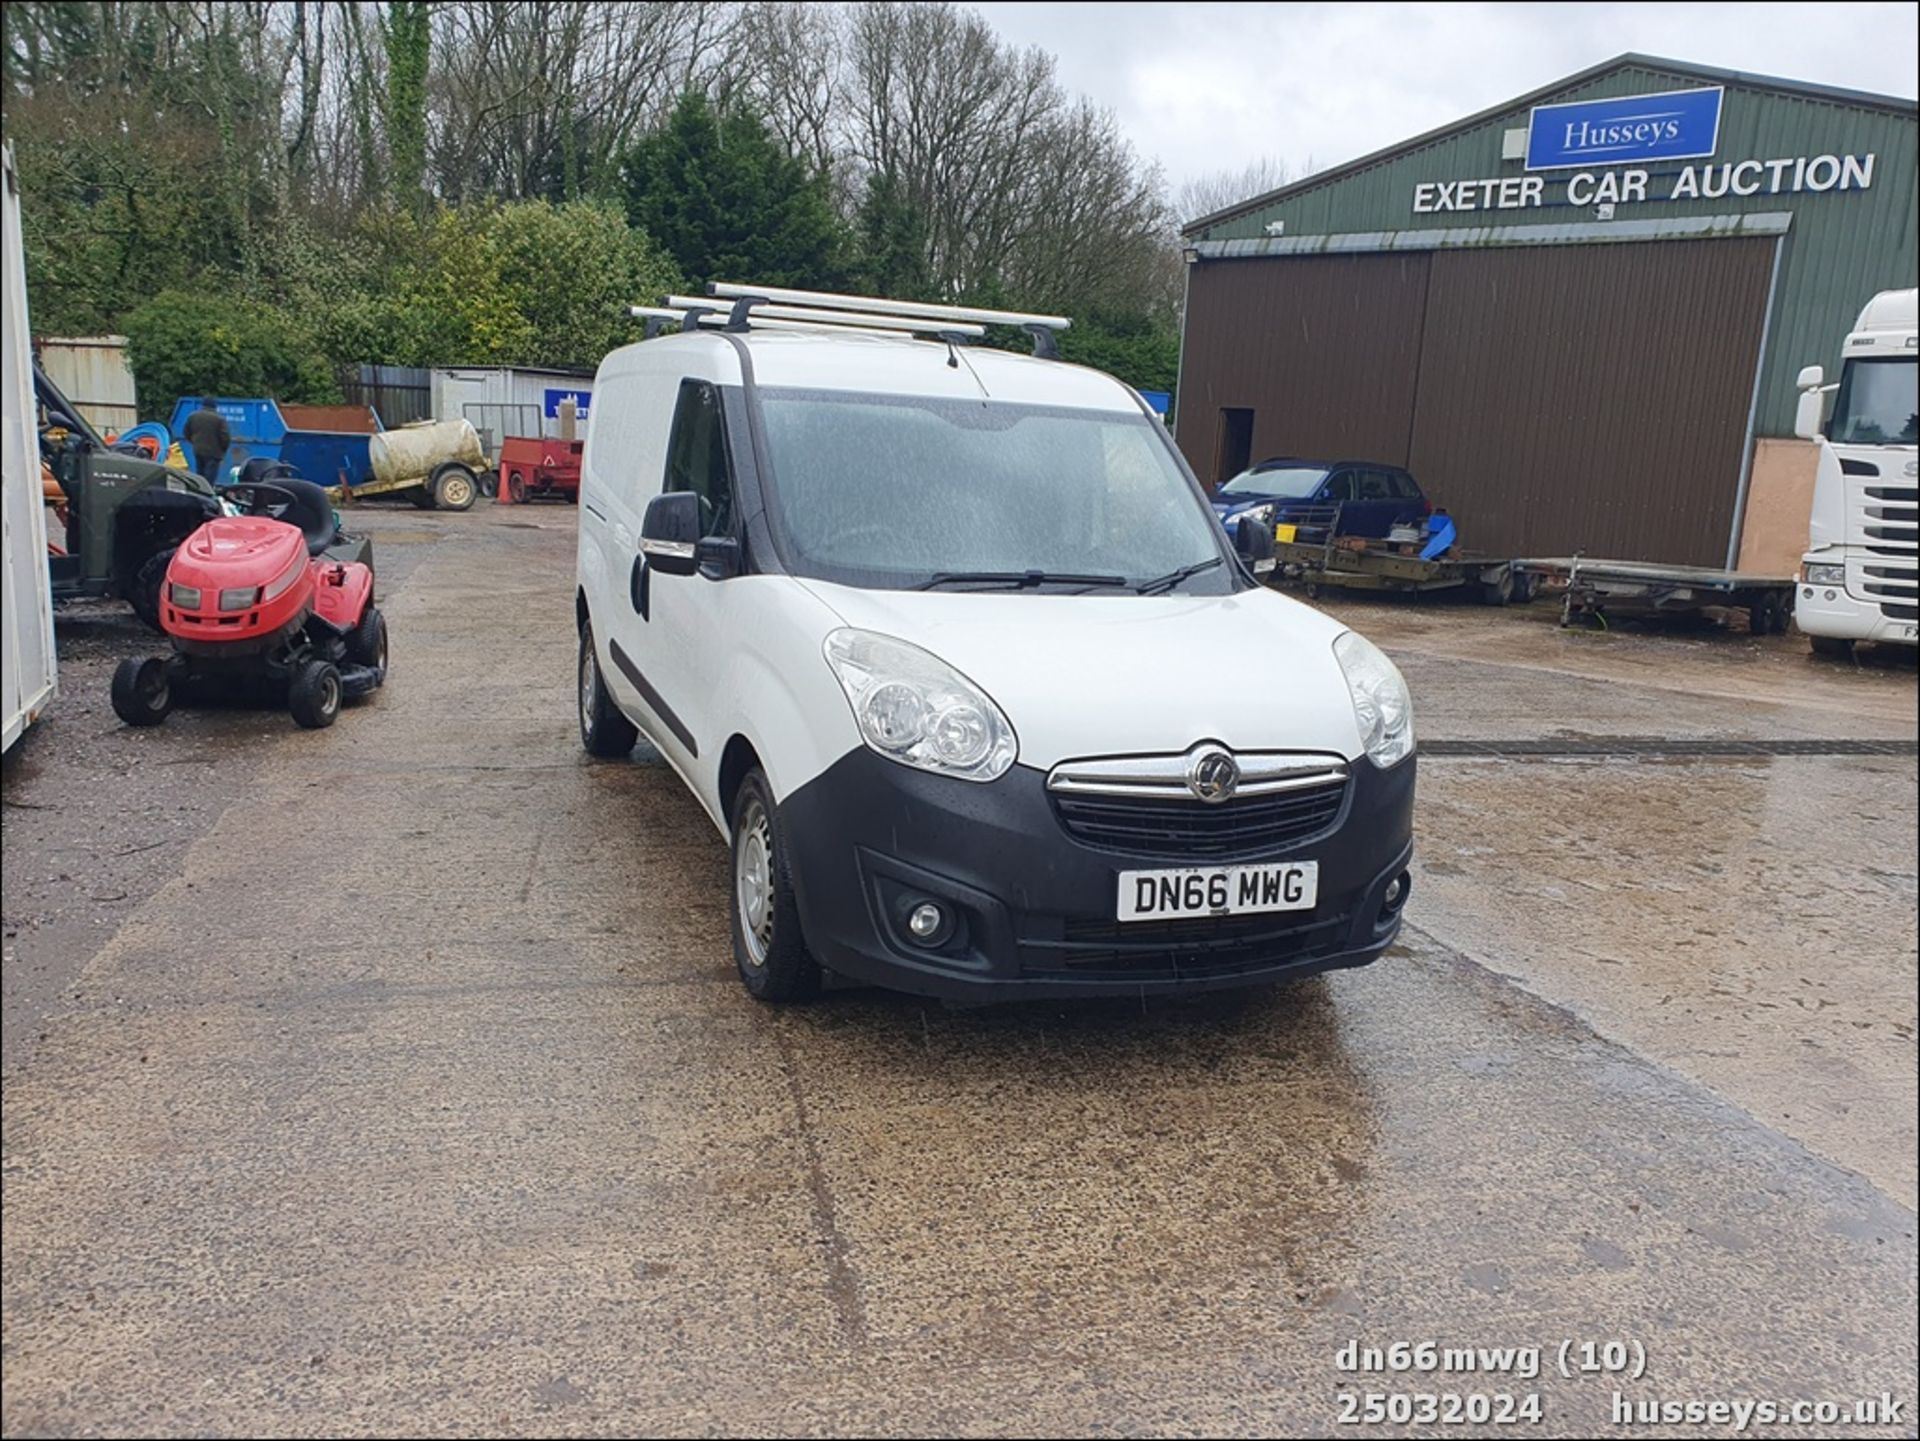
xmin=3 ymin=143 xmax=58 ymax=751
xmin=1264 ymin=507 xmax=1534 ymax=605
xmin=1511 ymin=556 xmax=1797 ymax=633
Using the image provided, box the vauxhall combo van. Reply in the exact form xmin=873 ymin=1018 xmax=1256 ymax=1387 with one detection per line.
xmin=576 ymin=288 xmax=1415 ymax=1004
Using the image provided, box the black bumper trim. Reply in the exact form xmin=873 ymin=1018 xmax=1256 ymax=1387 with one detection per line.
xmin=777 ymin=747 xmax=1415 ymax=1003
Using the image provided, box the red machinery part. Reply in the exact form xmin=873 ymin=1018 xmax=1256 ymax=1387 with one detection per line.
xmin=495 ymin=435 xmax=583 ymax=504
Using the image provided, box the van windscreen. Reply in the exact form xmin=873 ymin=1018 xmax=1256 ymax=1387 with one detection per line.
xmin=756 ymin=389 xmax=1233 ymax=594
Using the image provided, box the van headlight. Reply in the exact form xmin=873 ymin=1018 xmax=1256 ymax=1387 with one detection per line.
xmin=1333 ymin=631 xmax=1414 ymax=767
xmin=823 ymin=628 xmax=1017 ymax=782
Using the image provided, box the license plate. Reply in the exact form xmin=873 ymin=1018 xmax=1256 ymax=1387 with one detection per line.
xmin=1118 ymin=861 xmax=1319 ymax=922
xmin=1902 ymin=624 xmax=1918 ymax=641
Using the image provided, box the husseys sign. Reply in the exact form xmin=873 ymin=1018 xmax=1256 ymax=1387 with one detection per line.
xmin=1410 ymin=85 xmax=1879 ymax=214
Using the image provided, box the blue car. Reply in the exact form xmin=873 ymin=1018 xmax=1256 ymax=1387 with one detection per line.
xmin=1212 ymin=458 xmax=1432 ymax=540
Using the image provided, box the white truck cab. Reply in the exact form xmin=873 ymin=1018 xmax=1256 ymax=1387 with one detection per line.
xmin=575 ymin=287 xmax=1415 ymax=1004
xmin=1793 ymin=288 xmax=1919 ymax=655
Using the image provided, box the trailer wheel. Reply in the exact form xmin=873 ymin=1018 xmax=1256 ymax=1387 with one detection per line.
xmin=289 ymin=660 xmax=343 ymax=729
xmin=111 ymin=657 xmax=174 ymax=727
xmin=1477 ymin=569 xmax=1516 ymax=606
xmin=478 ymin=469 xmax=499 ymax=499
xmin=1510 ymin=571 xmax=1539 ymax=605
xmin=431 ymin=463 xmax=478 ymax=511
xmin=508 ymin=470 xmax=528 ymax=504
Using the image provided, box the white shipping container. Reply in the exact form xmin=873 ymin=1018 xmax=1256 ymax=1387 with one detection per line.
xmin=37 ymin=335 xmax=137 ymax=436
xmin=4 ymin=143 xmax=59 ymax=751
xmin=429 ymin=366 xmax=594 ymax=458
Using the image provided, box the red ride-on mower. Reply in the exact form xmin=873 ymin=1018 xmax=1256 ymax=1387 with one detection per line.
xmin=111 ymin=479 xmax=388 ymax=731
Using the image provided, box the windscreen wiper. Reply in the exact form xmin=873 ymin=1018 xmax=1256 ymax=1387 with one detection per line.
xmin=1134 ymin=556 xmax=1224 ymax=595
xmin=915 ymin=570 xmax=1129 ymax=591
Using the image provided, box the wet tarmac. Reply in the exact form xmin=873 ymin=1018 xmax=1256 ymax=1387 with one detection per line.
xmin=3 ymin=508 xmax=1914 ymax=1436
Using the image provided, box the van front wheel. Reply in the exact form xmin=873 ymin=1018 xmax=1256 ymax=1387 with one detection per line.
xmin=730 ymin=768 xmax=820 ymax=1004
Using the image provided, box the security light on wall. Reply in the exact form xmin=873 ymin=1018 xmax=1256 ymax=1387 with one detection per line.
xmin=1264 ymin=220 xmax=1286 ymax=237
xmin=1501 ymin=127 xmax=1527 ymax=161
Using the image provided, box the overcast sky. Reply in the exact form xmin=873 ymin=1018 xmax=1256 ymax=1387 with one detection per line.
xmin=970 ymin=1 xmax=1920 ymax=201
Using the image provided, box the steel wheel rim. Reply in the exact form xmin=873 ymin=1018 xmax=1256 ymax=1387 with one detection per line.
xmin=579 ymin=642 xmax=597 ymax=728
xmin=445 ymin=474 xmax=473 ymax=506
xmin=736 ymin=800 xmax=774 ymax=967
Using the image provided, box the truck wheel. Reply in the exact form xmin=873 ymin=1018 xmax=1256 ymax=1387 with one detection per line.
xmin=347 ymin=605 xmax=389 ymax=678
xmin=431 ymin=463 xmax=478 ymax=511
xmin=577 ymin=620 xmax=638 ymax=758
xmin=129 ymin=548 xmax=175 ymax=632
xmin=111 ymin=657 xmax=174 ymax=727
xmin=729 ymin=767 xmax=821 ymax=1004
xmin=289 ymin=659 xmax=343 ymax=729
xmin=408 ymin=486 xmax=437 ymax=510
xmin=1809 ymin=635 xmax=1855 ymax=661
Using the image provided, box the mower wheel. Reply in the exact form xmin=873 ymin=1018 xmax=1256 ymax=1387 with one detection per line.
xmin=289 ymin=659 xmax=344 ymax=729
xmin=578 ymin=620 xmax=638 ymax=758
xmin=347 ymin=605 xmax=389 ymax=677
xmin=508 ymin=470 xmax=528 ymax=504
xmin=431 ymin=463 xmax=479 ymax=512
xmin=111 ymin=657 xmax=174 ymax=727
xmin=129 ymin=548 xmax=175 ymax=632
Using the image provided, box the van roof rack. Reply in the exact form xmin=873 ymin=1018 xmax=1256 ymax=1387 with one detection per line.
xmin=628 ymin=305 xmax=909 ymax=341
xmin=705 ymin=282 xmax=1071 ymax=358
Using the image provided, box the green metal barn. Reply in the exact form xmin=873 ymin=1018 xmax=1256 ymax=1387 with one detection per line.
xmin=1176 ymin=54 xmax=1918 ymax=571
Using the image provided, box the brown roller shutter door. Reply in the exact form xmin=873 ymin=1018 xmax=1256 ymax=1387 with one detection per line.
xmin=1409 ymin=238 xmax=1776 ymax=565
xmin=1175 ymin=253 xmax=1430 ymax=483
xmin=1176 ymin=237 xmax=1776 ymax=565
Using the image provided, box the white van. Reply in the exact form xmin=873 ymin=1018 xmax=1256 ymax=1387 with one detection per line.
xmin=576 ymin=287 xmax=1415 ymax=1004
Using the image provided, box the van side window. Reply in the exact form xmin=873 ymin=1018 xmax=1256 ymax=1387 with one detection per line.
xmin=663 ymin=380 xmax=735 ymax=537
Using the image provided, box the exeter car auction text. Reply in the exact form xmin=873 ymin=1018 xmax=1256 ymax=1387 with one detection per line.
xmin=1413 ymin=152 xmax=1876 ymax=213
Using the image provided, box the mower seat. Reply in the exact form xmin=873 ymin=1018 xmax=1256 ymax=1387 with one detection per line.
xmin=250 ymin=477 xmax=339 ymax=557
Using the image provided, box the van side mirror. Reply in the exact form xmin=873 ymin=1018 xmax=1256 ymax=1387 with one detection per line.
xmin=1234 ymin=514 xmax=1276 ymax=575
xmin=640 ymin=491 xmax=700 ymax=577
xmin=1793 ymin=366 xmax=1828 ymax=442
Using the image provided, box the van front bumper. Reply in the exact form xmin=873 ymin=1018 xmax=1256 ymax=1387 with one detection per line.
xmin=778 ymin=747 xmax=1415 ymax=1004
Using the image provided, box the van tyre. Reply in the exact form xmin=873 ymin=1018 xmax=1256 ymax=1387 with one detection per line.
xmin=348 ymin=605 xmax=389 ymax=677
xmin=111 ymin=657 xmax=173 ymax=726
xmin=431 ymin=462 xmax=478 ymax=511
xmin=289 ymin=659 xmax=343 ymax=729
xmin=729 ymin=768 xmax=820 ymax=1004
xmin=577 ymin=621 xmax=638 ymax=757
xmin=129 ymin=547 xmax=175 ymax=632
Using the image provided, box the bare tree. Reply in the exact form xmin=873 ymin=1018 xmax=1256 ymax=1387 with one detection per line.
xmin=1176 ymin=154 xmax=1293 ymax=226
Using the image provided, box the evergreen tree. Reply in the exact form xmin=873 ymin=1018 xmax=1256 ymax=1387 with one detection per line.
xmin=623 ymin=92 xmax=848 ymax=293
xmin=854 ymin=171 xmax=934 ymax=300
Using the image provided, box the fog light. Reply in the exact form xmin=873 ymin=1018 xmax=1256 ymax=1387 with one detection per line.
xmin=907 ymin=901 xmax=947 ymax=944
xmin=1379 ymin=872 xmax=1411 ymax=925
xmin=1802 ymin=587 xmax=1814 ymax=599
xmin=1826 ymin=589 xmax=1837 ymax=601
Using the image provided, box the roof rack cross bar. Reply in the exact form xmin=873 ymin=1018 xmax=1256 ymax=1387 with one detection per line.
xmin=663 ymin=294 xmax=986 ymax=338
xmin=707 ymin=281 xmax=1070 ymax=335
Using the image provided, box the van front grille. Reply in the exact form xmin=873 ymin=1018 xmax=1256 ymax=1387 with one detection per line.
xmin=1052 ymin=780 xmax=1347 ymax=859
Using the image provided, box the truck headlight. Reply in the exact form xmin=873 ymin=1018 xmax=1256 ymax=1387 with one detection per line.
xmin=1803 ymin=562 xmax=1845 ymax=586
xmin=823 ymin=628 xmax=1017 ymax=782
xmin=1333 ymin=631 xmax=1415 ymax=767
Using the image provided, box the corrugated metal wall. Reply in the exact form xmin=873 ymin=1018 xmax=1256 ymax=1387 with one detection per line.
xmin=1191 ymin=64 xmax=1917 ymax=438
xmin=1408 ymin=238 xmax=1775 ymax=563
xmin=1176 ymin=235 xmax=1777 ymax=565
xmin=37 ymin=336 xmax=137 ymax=434
xmin=1175 ymin=253 xmax=1429 ymax=481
